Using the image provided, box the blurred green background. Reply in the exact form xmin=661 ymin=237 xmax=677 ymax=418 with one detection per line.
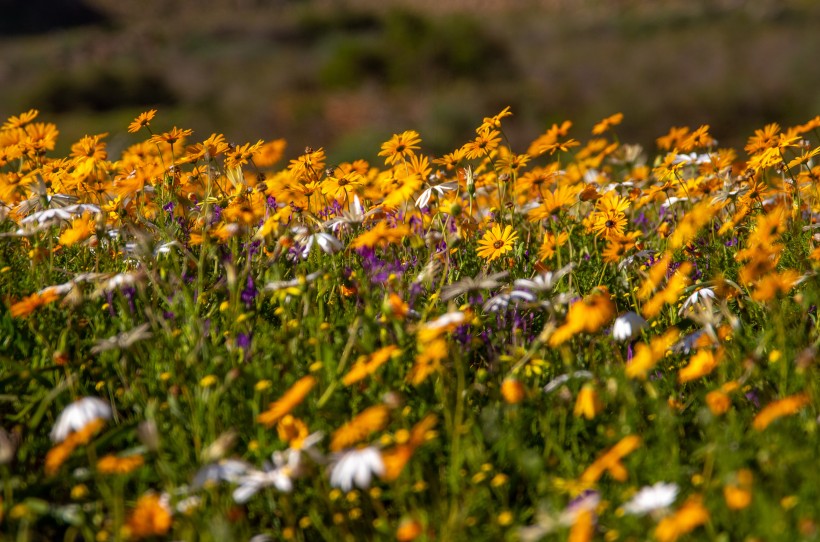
xmin=2 ymin=0 xmax=819 ymax=161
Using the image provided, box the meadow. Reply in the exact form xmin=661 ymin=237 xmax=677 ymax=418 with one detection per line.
xmin=0 ymin=106 xmax=818 ymax=541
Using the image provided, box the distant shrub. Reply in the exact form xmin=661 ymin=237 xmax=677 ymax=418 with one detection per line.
xmin=30 ymin=67 xmax=178 ymax=113
xmin=317 ymin=9 xmax=515 ymax=89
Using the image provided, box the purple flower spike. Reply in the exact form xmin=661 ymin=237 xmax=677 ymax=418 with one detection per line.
xmin=241 ymin=275 xmax=257 ymax=308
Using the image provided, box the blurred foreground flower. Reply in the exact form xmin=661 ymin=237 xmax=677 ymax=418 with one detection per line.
xmin=678 ymin=348 xmax=722 ymax=383
xmin=329 ymin=446 xmax=384 ymax=492
xmin=343 ymin=345 xmax=401 ymax=386
xmin=654 ymin=495 xmax=709 ymax=542
xmin=573 ymin=384 xmax=603 ymax=420
xmin=9 ymin=288 xmax=60 ymax=318
xmin=127 ymin=493 xmax=172 ymax=539
xmin=90 ymin=323 xmax=152 ymax=354
xmin=519 ymin=491 xmax=600 ymax=542
xmin=612 ymin=311 xmax=646 ymax=341
xmin=45 ymin=419 xmax=106 ymax=475
xmin=396 ymin=518 xmax=424 ymax=541
xmin=580 ymin=435 xmax=641 ymax=483
xmin=723 ymin=469 xmax=754 ymax=510
xmin=50 ymin=397 xmax=112 ymax=443
xmin=549 ymin=287 xmax=615 ymax=347
xmin=625 ymin=328 xmax=679 ymax=380
xmin=501 ymin=379 xmax=526 ymax=404
xmin=0 ymin=427 xmax=20 ymax=465
xmin=97 ymin=454 xmax=144 ymax=475
xmin=622 ymin=482 xmax=679 ymax=516
xmin=257 ymin=376 xmax=316 ymax=427
xmin=752 ymin=393 xmax=811 ymax=431
xmin=380 ymin=414 xmax=437 ymax=481
xmin=330 ymin=405 xmax=390 ymax=452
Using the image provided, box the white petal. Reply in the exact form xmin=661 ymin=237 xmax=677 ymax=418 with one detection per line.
xmin=232 ymin=482 xmax=261 ymax=504
xmin=415 ymin=188 xmax=433 ymax=209
xmin=612 ymin=311 xmax=647 ymax=342
xmin=315 ymin=233 xmax=343 ymax=254
xmin=353 ymin=464 xmax=372 ymax=489
xmin=50 ymin=397 xmax=112 ymax=443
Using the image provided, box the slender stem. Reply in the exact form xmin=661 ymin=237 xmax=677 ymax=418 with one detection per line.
xmin=445 ymin=349 xmax=466 ymax=535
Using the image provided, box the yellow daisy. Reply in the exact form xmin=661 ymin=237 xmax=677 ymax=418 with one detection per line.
xmin=476 ymin=225 xmax=518 ymax=262
xmin=378 ymin=130 xmax=421 ymax=165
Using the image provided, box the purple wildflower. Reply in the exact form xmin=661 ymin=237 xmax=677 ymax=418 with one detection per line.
xmin=211 ymin=205 xmax=223 ymax=225
xmin=236 ymin=333 xmax=252 ymax=350
xmin=241 ymin=275 xmax=257 ymax=308
xmin=122 ymin=287 xmax=136 ymax=314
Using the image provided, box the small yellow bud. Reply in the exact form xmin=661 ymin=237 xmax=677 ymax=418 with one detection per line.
xmin=497 ymin=511 xmax=513 ymax=526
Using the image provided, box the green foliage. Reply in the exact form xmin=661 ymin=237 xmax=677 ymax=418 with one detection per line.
xmin=31 ymin=67 xmax=178 ymax=113
xmin=317 ymin=9 xmax=514 ymax=90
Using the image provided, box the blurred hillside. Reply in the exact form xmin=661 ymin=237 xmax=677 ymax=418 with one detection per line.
xmin=1 ymin=0 xmax=819 ymax=161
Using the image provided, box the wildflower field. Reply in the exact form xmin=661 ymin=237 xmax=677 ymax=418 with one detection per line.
xmin=0 ymin=106 xmax=819 ymax=542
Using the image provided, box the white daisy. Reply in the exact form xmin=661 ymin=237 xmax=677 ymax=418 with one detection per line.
xmin=415 ymin=181 xmax=458 ymax=209
xmin=514 ymin=200 xmax=542 ymax=215
xmin=542 ymin=371 xmax=594 ymax=394
xmin=671 ymin=152 xmax=712 ymax=166
xmin=20 ymin=203 xmax=100 ymax=226
xmin=232 ymin=464 xmax=295 ymax=503
xmin=264 ymin=271 xmax=322 ymax=293
xmin=329 ymin=446 xmax=384 ymax=492
xmin=155 ymin=241 xmax=180 ymax=255
xmin=612 ymin=311 xmax=647 ymax=341
xmin=422 ymin=311 xmax=467 ymax=330
xmin=679 ymin=287 xmax=716 ymax=316
xmin=623 ymin=482 xmax=679 ymax=515
xmin=482 ymin=289 xmax=537 ymax=313
xmin=292 ymin=230 xmax=343 ymax=259
xmin=441 ymin=272 xmax=508 ymax=301
xmin=175 ymin=495 xmax=202 ymax=514
xmin=323 ymin=195 xmax=382 ymax=232
xmin=50 ymin=397 xmax=112 ymax=443
xmin=192 ymin=459 xmax=253 ymax=488
xmin=233 ymin=437 xmax=326 ymax=504
xmin=660 ymin=196 xmax=689 ymax=209
xmin=512 ymin=263 xmax=574 ymax=294
xmin=90 ymin=323 xmax=153 ymax=354
xmin=93 ymin=271 xmax=145 ymax=297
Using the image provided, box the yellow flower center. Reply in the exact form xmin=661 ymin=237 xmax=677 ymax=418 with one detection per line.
xmin=493 ymin=240 xmax=504 ymax=249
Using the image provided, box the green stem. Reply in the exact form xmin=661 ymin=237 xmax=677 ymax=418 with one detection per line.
xmin=445 ymin=351 xmax=467 ymax=535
